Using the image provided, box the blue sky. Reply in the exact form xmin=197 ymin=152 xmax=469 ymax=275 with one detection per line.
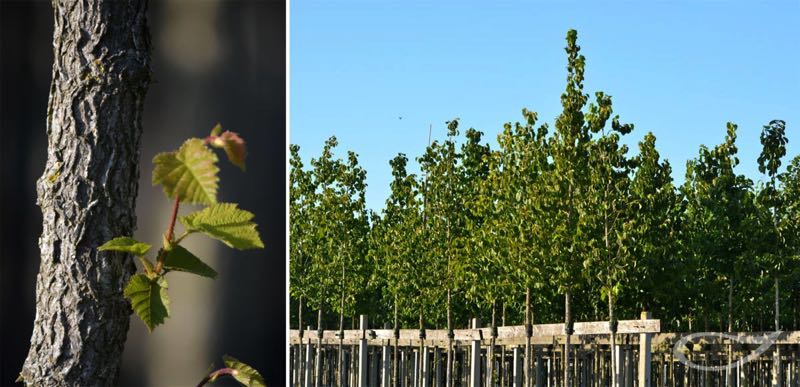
xmin=290 ymin=1 xmax=799 ymax=213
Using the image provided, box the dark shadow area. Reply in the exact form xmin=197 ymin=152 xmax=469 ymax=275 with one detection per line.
xmin=1 ymin=1 xmax=286 ymax=385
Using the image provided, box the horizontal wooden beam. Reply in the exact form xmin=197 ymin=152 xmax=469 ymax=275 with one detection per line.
xmin=289 ymin=327 xmax=800 ymax=350
xmin=289 ymin=318 xmax=659 ymax=345
xmin=652 ymin=331 xmax=800 ymax=347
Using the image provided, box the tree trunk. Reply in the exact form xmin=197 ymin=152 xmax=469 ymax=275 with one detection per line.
xmin=500 ymin=302 xmax=506 ymax=387
xmin=525 ymin=287 xmax=532 ymax=387
xmin=609 ymin=292 xmax=617 ymax=387
xmin=773 ymin=277 xmax=782 ymax=387
xmin=487 ymin=299 xmax=496 ymax=387
xmin=418 ymin=310 xmax=424 ymax=387
xmin=316 ymin=307 xmax=323 ymax=387
xmin=393 ymin=295 xmax=399 ymax=387
xmin=728 ymin=278 xmax=734 ymax=332
xmin=446 ymin=288 xmax=453 ymax=387
xmin=775 ymin=276 xmax=780 ymax=330
xmin=21 ymin=1 xmax=150 ymax=385
xmin=564 ymin=290 xmax=572 ymax=387
xmin=297 ymin=296 xmax=304 ymax=387
xmin=339 ymin=262 xmax=345 ymax=387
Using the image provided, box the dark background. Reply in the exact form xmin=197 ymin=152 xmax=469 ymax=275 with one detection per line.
xmin=1 ymin=0 xmax=286 ymax=385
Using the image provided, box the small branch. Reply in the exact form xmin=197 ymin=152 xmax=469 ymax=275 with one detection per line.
xmin=166 ymin=195 xmax=181 ymax=242
xmin=196 ymin=367 xmax=237 ymax=387
xmin=155 ymin=196 xmax=181 ymax=274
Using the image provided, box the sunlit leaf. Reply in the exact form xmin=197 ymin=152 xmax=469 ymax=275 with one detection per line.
xmin=152 ymin=138 xmax=219 ymax=205
xmin=223 ymin=355 xmax=266 ymax=387
xmin=180 ymin=203 xmax=264 ymax=250
xmin=98 ymin=236 xmax=151 ymax=256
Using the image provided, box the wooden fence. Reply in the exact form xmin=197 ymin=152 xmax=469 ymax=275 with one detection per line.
xmin=289 ymin=313 xmax=800 ymax=386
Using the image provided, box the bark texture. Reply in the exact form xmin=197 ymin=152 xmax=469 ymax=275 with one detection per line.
xmin=21 ymin=0 xmax=150 ymax=385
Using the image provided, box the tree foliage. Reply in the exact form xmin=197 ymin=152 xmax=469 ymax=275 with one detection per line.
xmin=289 ymin=30 xmax=797 ymax=332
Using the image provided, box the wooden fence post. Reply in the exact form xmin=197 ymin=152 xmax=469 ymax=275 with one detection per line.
xmin=382 ymin=337 xmax=392 ymax=387
xmin=371 ymin=346 xmax=379 ymax=387
xmin=513 ymin=347 xmax=523 ymax=387
xmin=380 ymin=322 xmax=390 ymax=387
xmin=316 ymin=324 xmax=323 ymax=387
xmin=412 ymin=349 xmax=419 ymax=387
xmin=772 ymin=344 xmax=783 ymax=387
xmin=625 ymin=344 xmax=634 ymax=387
xmin=422 ymin=345 xmax=430 ymax=387
xmin=305 ymin=325 xmax=314 ymax=387
xmin=435 ymin=347 xmax=442 ymax=387
xmin=614 ymin=343 xmax=623 ymax=387
xmin=471 ymin=318 xmax=482 ymax=387
xmin=359 ymin=315 xmax=368 ymax=387
xmin=638 ymin=312 xmax=652 ymax=387
xmin=535 ymin=349 xmax=544 ymax=387
xmin=400 ymin=349 xmax=406 ymax=387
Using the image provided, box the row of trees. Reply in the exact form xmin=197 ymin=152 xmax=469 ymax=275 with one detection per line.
xmin=290 ymin=30 xmax=799 ymax=337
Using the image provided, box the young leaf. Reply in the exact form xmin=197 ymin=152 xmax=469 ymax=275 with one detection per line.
xmin=163 ymin=245 xmax=218 ymax=279
xmin=209 ymin=130 xmax=247 ymax=171
xmin=125 ymin=274 xmax=170 ymax=331
xmin=210 ymin=123 xmax=223 ymax=137
xmin=223 ymin=355 xmax=266 ymax=387
xmin=152 ymin=138 xmax=219 ymax=205
xmin=98 ymin=236 xmax=151 ymax=256
xmin=180 ymin=203 xmax=264 ymax=250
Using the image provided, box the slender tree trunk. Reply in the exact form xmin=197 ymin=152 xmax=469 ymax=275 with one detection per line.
xmin=488 ymin=299 xmax=496 ymax=386
xmin=419 ymin=310 xmax=425 ymax=387
xmin=446 ymin=289 xmax=453 ymax=387
xmin=298 ymin=295 xmax=304 ymax=331
xmin=773 ymin=277 xmax=782 ymax=387
xmin=564 ymin=290 xmax=572 ymax=387
xmin=609 ymin=292 xmax=617 ymax=387
xmin=297 ymin=296 xmax=304 ymax=387
xmin=726 ymin=279 xmax=734 ymax=386
xmin=315 ymin=306 xmax=323 ymax=387
xmin=394 ymin=296 xmax=399 ymax=387
xmin=339 ymin=263 xmax=345 ymax=387
xmin=728 ymin=278 xmax=734 ymax=332
xmin=21 ymin=1 xmax=151 ymax=385
xmin=602 ymin=189 xmax=614 ymax=387
xmin=775 ymin=277 xmax=780 ymax=330
xmin=525 ymin=287 xmax=532 ymax=387
xmin=500 ymin=302 xmax=506 ymax=387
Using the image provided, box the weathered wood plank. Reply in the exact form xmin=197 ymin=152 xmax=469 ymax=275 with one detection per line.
xmin=290 ymin=318 xmax=660 ymax=344
xmin=470 ymin=318 xmax=481 ymax=387
xmin=290 ymin=327 xmax=800 ymax=351
xmin=651 ymin=331 xmax=800 ymax=347
xmin=638 ymin=312 xmax=652 ymax=387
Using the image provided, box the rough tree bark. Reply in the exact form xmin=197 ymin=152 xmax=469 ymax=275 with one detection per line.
xmin=20 ymin=0 xmax=151 ymax=385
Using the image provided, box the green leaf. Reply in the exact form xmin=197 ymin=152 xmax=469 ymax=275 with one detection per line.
xmin=223 ymin=355 xmax=266 ymax=387
xmin=98 ymin=236 xmax=151 ymax=256
xmin=152 ymin=138 xmax=219 ymax=205
xmin=163 ymin=245 xmax=218 ymax=279
xmin=209 ymin=130 xmax=247 ymax=171
xmin=210 ymin=123 xmax=222 ymax=137
xmin=180 ymin=203 xmax=264 ymax=250
xmin=125 ymin=274 xmax=170 ymax=331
